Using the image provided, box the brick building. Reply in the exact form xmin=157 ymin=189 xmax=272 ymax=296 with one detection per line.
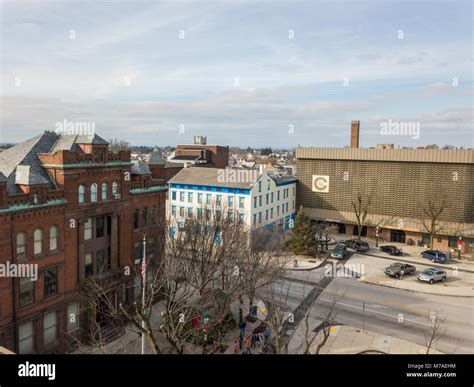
xmin=0 ymin=131 xmax=167 ymax=353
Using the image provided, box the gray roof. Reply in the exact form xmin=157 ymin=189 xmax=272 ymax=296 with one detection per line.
xmin=131 ymin=161 xmax=151 ymax=175
xmin=0 ymin=130 xmax=109 ymax=194
xmin=15 ymin=165 xmax=50 ymax=185
xmin=147 ymin=147 xmax=165 ymax=165
xmin=169 ymin=167 xmax=259 ymax=189
xmin=0 ymin=172 xmax=7 ymax=182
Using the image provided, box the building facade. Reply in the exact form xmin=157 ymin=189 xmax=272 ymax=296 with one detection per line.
xmin=0 ymin=131 xmax=167 ymax=354
xmin=167 ymin=167 xmax=297 ymax=235
xmin=296 ymin=147 xmax=474 ymax=253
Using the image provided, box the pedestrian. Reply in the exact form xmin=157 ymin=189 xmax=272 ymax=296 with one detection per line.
xmin=239 ymin=336 xmax=243 ymax=350
xmin=251 ymin=334 xmax=256 ymax=349
xmin=233 ymin=339 xmax=239 ymax=354
xmin=244 ymin=336 xmax=251 ymax=354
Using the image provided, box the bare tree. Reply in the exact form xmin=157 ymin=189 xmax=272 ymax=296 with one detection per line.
xmin=108 ymin=138 xmax=130 ymax=153
xmin=424 ymin=310 xmax=447 ymax=354
xmin=351 ymin=193 xmax=373 ymax=241
xmin=421 ymin=200 xmax=446 ymax=248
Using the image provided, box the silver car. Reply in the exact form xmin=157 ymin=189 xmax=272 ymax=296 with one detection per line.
xmin=417 ymin=268 xmax=447 ymax=284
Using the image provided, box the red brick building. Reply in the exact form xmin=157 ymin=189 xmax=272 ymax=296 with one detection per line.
xmin=0 ymin=131 xmax=167 ymax=353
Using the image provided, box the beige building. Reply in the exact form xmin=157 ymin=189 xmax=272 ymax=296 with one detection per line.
xmin=296 ymin=127 xmax=474 ymax=254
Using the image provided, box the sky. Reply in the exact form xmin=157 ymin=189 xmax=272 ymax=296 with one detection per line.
xmin=0 ymin=0 xmax=472 ymax=148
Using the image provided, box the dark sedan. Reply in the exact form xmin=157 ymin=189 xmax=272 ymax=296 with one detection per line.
xmin=421 ymin=250 xmax=448 ymax=264
xmin=380 ymin=245 xmax=403 ymax=256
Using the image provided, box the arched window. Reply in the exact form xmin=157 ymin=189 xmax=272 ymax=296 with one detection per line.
xmin=16 ymin=232 xmax=27 ymax=259
xmin=90 ymin=183 xmax=98 ymax=202
xmin=112 ymin=182 xmax=118 ymax=196
xmin=34 ymin=228 xmax=43 ymax=255
xmin=50 ymin=226 xmax=58 ymax=251
xmin=101 ymin=182 xmax=108 ymax=200
xmin=78 ymin=185 xmax=85 ymax=203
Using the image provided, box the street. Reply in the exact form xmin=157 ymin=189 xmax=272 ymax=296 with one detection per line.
xmin=259 ymin=262 xmax=474 ymax=354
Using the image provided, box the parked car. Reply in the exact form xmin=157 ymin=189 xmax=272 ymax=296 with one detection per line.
xmin=421 ymin=250 xmax=448 ymax=264
xmin=417 ymin=268 xmax=447 ymax=284
xmin=330 ymin=243 xmax=348 ymax=260
xmin=384 ymin=262 xmax=416 ymax=278
xmin=346 ymin=240 xmax=370 ymax=252
xmin=380 ymin=245 xmax=403 ymax=256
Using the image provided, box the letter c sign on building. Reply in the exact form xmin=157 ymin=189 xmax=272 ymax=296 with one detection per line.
xmin=312 ymin=175 xmax=329 ymax=193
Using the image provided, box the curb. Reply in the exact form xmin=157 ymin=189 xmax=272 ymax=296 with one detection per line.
xmin=359 ymin=276 xmax=474 ymax=298
xmin=359 ymin=252 xmax=474 ymax=274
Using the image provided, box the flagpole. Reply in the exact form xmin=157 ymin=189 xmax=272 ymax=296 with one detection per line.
xmin=141 ymin=234 xmax=146 ymax=355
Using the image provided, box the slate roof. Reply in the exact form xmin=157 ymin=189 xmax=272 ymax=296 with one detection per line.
xmin=0 ymin=130 xmax=109 ymax=194
xmin=147 ymin=146 xmax=165 ymax=165
xmin=131 ymin=161 xmax=151 ymax=175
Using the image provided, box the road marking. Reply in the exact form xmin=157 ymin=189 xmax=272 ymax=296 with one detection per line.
xmin=318 ymin=297 xmax=432 ymax=327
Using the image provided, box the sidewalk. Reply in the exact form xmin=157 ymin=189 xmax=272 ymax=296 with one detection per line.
xmin=282 ymin=254 xmax=326 ymax=271
xmin=310 ymin=325 xmax=443 ymax=354
xmin=346 ymin=254 xmax=474 ymax=297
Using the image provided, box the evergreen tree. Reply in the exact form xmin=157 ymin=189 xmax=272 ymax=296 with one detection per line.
xmin=287 ymin=206 xmax=316 ymax=256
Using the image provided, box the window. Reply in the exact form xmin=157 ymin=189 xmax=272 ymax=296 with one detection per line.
xmin=43 ymin=311 xmax=57 ymax=346
xmin=198 ymin=193 xmax=203 ymax=204
xmin=253 ymin=197 xmax=257 ymax=208
xmin=84 ymin=218 xmax=92 ymax=240
xmin=34 ymin=228 xmax=43 ymax=255
xmin=96 ymin=250 xmax=105 ymax=273
xmin=19 ymin=278 xmax=34 ymax=307
xmin=143 ymin=208 xmax=148 ymax=226
xmin=277 ymin=206 xmax=280 ymax=216
xmin=85 ymin=253 xmax=93 ymax=277
xmin=259 ymin=195 xmax=262 ymax=206
xmin=67 ymin=302 xmax=79 ymax=332
xmin=19 ymin=322 xmax=34 ymax=354
xmin=78 ymin=185 xmax=85 ymax=203
xmin=49 ymin=226 xmax=58 ymax=251
xmin=16 ymin=232 xmax=26 ymax=259
xmin=229 ymin=196 xmax=234 ymax=207
xmin=277 ymin=190 xmax=280 ymax=201
xmin=267 ymin=179 xmax=270 ymax=190
xmin=229 ymin=210 xmax=234 ymax=222
xmin=238 ymin=212 xmax=244 ymax=223
xmin=448 ymin=236 xmax=459 ymax=249
xmin=206 ymin=194 xmax=211 ymax=205
xmin=171 ymin=191 xmax=177 ymax=200
xmin=187 ymin=207 xmax=193 ymax=217
xmin=271 ymin=192 xmax=274 ymax=203
xmin=265 ymin=210 xmax=268 ymax=221
xmin=179 ymin=191 xmax=185 ymax=202
xmin=96 ymin=216 xmax=104 ymax=238
xmin=258 ymin=212 xmax=262 ymax=224
xmin=44 ymin=267 xmax=58 ymax=297
xmin=197 ymin=208 xmax=203 ymax=220
xmin=90 ymin=183 xmax=98 ymax=202
xmin=270 ymin=208 xmax=273 ymax=218
xmin=101 ymin=182 xmax=108 ymax=200
xmin=216 ymin=195 xmax=221 ymax=206
xmin=33 ymin=193 xmax=39 ymax=204
xmin=151 ymin=207 xmax=157 ymax=225
xmin=171 ymin=205 xmax=176 ymax=216
xmin=239 ymin=197 xmax=244 ymax=208
xmin=179 ymin=207 xmax=185 ymax=217
xmin=134 ymin=210 xmax=139 ymax=230
xmin=253 ymin=214 xmax=257 ymax=225
xmin=258 ymin=181 xmax=262 ymax=192
xmin=134 ymin=241 xmax=143 ymax=260
xmin=266 ymin=193 xmax=269 ymax=205
xmin=112 ymin=182 xmax=119 ymax=196
xmin=188 ymin=192 xmax=193 ymax=202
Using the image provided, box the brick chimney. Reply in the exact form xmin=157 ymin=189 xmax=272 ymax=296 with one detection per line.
xmin=351 ymin=120 xmax=360 ymax=148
